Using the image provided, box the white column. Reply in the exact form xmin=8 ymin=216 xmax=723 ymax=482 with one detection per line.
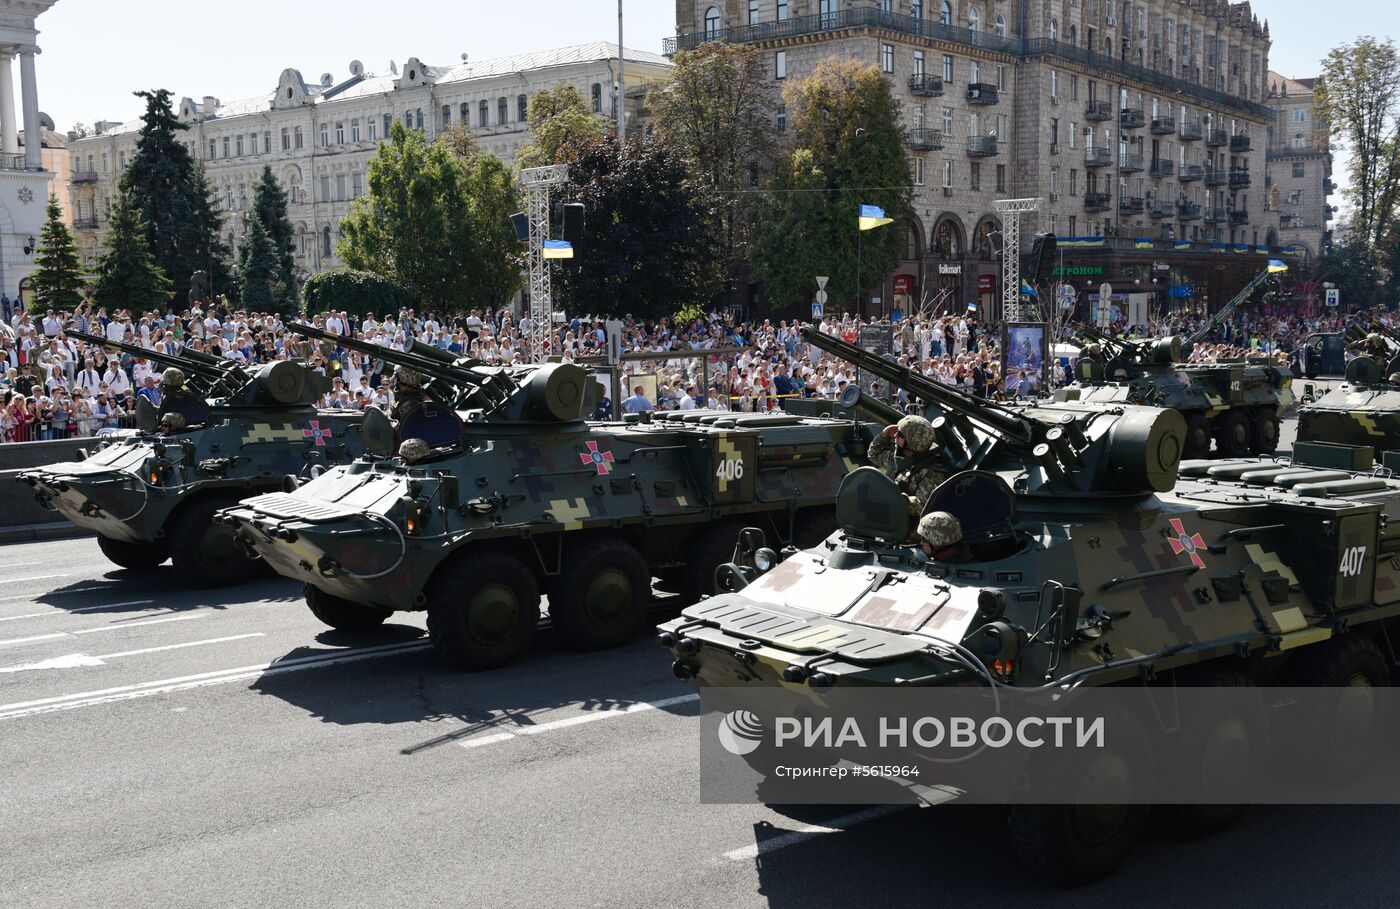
xmin=0 ymin=54 xmax=16 ymax=156
xmin=19 ymin=46 xmax=40 ymax=170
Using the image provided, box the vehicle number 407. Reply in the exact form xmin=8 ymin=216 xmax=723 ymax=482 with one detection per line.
xmin=716 ymin=458 xmax=745 ymax=482
xmin=1339 ymin=545 xmax=1368 ymax=577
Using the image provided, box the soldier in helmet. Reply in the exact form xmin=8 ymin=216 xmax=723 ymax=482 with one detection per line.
xmin=398 ymin=437 xmax=429 ymax=465
xmin=157 ymin=366 xmax=202 ymax=426
xmin=868 ymin=414 xmax=948 ymax=521
xmin=917 ymin=511 xmax=974 ymax=562
xmin=159 ymin=411 xmax=187 ymax=436
xmin=389 ymin=365 xmax=430 ymax=423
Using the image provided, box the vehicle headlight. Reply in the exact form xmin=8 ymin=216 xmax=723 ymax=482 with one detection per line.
xmin=753 ymin=547 xmax=777 ymax=572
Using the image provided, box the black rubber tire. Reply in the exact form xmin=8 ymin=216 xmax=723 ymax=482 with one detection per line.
xmin=304 ymin=583 xmax=392 ymax=631
xmin=1284 ymin=634 xmax=1389 ymax=780
xmin=1182 ymin=415 xmax=1213 ymax=460
xmin=1249 ymin=412 xmax=1281 ymax=456
xmin=1213 ymin=411 xmax=1252 ymax=458
xmin=1007 ymin=803 xmax=1149 ymax=886
xmin=1152 ymin=665 xmax=1255 ymax=838
xmin=549 ymin=536 xmax=650 ymax=650
xmin=426 ymin=550 xmax=540 ymax=671
xmin=167 ymin=497 xmax=255 ymax=588
xmin=677 ymin=520 xmax=746 ymax=604
xmin=791 ymin=506 xmax=838 ymax=550
xmin=96 ymin=534 xmax=168 ymax=570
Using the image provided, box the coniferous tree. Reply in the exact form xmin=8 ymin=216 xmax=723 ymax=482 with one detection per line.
xmin=30 ymin=194 xmax=85 ymax=311
xmin=251 ymin=165 xmax=297 ymax=307
xmin=93 ymin=191 xmax=174 ymax=311
xmin=238 ymin=217 xmax=279 ymax=312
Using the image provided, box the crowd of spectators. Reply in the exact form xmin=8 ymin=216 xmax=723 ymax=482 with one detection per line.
xmin=0 ymin=290 xmax=1381 ymax=443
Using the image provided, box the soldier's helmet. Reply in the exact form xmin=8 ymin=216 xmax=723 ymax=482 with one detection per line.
xmin=1369 ymin=333 xmax=1387 ymax=352
xmin=1389 ymin=373 xmax=1400 ymax=386
xmin=399 ymin=437 xmax=429 ymax=462
xmin=918 ymin=511 xmax=962 ymax=550
xmin=393 ymin=365 xmax=422 ymax=389
xmin=160 ymin=412 xmax=186 ymax=432
xmin=1083 ymin=342 xmax=1102 ymax=358
xmin=161 ymin=367 xmax=186 ymax=389
xmin=896 ymin=414 xmax=936 ymax=453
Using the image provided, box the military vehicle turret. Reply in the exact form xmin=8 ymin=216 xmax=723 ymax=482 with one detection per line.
xmin=219 ymin=329 xmax=873 ymax=671
xmin=1298 ymin=321 xmax=1400 ymax=454
xmin=19 ymin=330 xmax=366 ymax=586
xmin=1060 ymin=266 xmax=1293 ymax=459
xmin=661 ymin=330 xmax=1400 ymax=884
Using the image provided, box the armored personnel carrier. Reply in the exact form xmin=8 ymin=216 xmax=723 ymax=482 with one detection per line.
xmin=19 ymin=331 xmax=366 ymax=586
xmin=1297 ymin=322 xmax=1400 ymax=454
xmin=1061 ymin=266 xmax=1292 ymax=458
xmin=660 ymin=329 xmax=1400 ymax=883
xmin=219 ymin=326 xmax=872 ymax=671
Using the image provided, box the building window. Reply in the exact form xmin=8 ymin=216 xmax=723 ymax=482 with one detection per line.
xmin=1051 ymin=117 xmax=1059 ymax=146
xmin=994 ymin=14 xmax=1005 ymax=37
xmin=1070 ymin=169 xmax=1079 ymax=195
xmin=281 ymin=128 xmax=289 ymax=151
xmin=336 ymin=121 xmax=345 ymax=144
xmin=997 ymin=65 xmax=1007 ymax=90
xmin=911 ymin=0 xmax=922 ymax=18
xmin=209 ymin=140 xmax=217 ymax=159
xmin=295 ymin=126 xmax=304 ymax=149
xmin=222 ymin=137 xmax=230 ymax=158
xmin=441 ymin=105 xmax=451 ymax=129
xmin=497 ymin=99 xmax=507 ymax=125
xmin=970 ymin=162 xmax=981 ymax=191
xmin=1069 ymin=121 xmax=1078 ymax=148
xmin=704 ymin=6 xmax=720 ymax=37
xmin=914 ymin=157 xmax=925 ymax=186
xmin=236 ymin=135 xmax=244 ymax=156
xmin=461 ymin=102 xmax=470 ymax=126
xmin=416 ymin=109 xmax=425 ymax=130
xmin=404 ymin=111 xmax=413 ymax=130
xmin=942 ymin=159 xmax=953 ymax=188
xmin=939 ymin=1 xmax=951 ymax=26
xmin=320 ymin=125 xmax=329 ymax=147
xmin=264 ymin=131 xmax=271 ymax=153
xmin=518 ymin=94 xmax=528 ymax=122
xmin=1050 ymin=18 xmax=1058 ymax=41
xmin=942 ymin=54 xmax=953 ymax=83
xmin=776 ymin=51 xmax=787 ymax=80
xmin=913 ymin=50 xmax=925 ymax=76
xmin=942 ymin=108 xmax=953 ymax=134
xmin=351 ymin=119 xmax=360 ymax=142
xmin=749 ymin=0 xmax=759 ymax=24
xmin=1292 ymin=162 xmax=1305 ymax=178
xmin=996 ymin=164 xmax=1006 ymax=192
xmin=352 ymin=172 xmax=363 ymax=197
xmin=322 ymin=226 xmax=332 ymax=258
xmin=1051 ymin=70 xmax=1059 ymax=98
xmin=1291 ymin=109 xmax=1306 ymax=124
xmin=776 ymin=103 xmax=786 ymax=133
xmin=970 ymin=60 xmax=980 ymax=83
xmin=881 ymin=44 xmax=893 ymax=73
xmin=592 ymin=83 xmax=602 ymax=113
xmin=479 ymin=101 xmax=489 ymax=126
xmin=1050 ymin=166 xmax=1060 ymax=194
xmin=777 ymin=0 xmax=788 ymax=19
xmin=369 ymin=120 xmax=378 ymax=141
xmin=1071 ymin=75 xmax=1079 ymax=101
xmin=336 ymin=174 xmax=347 ymax=201
xmin=968 ymin=7 xmax=979 ymax=31
xmin=249 ymin=134 xmax=258 ymax=155
xmin=319 ymin=175 xmax=330 ymax=200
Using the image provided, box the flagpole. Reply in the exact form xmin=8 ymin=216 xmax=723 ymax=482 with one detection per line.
xmin=857 ymin=228 xmax=862 ymax=318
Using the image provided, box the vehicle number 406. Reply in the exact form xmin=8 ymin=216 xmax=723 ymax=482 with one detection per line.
xmin=716 ymin=458 xmax=744 ymax=482
xmin=1340 ymin=545 xmax=1368 ymax=577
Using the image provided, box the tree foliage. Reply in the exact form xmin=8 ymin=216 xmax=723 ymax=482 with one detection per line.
xmin=30 ymin=194 xmax=85 ymax=312
xmin=1317 ymin=240 xmax=1387 ymax=310
xmin=553 ymin=134 xmax=722 ymax=320
xmin=749 ymin=58 xmax=912 ymax=311
xmin=514 ymin=85 xmax=605 ymax=170
xmin=302 ymin=268 xmax=416 ymax=319
xmin=338 ymin=122 xmax=522 ymax=311
xmin=93 ymin=190 xmax=174 ymax=312
xmin=237 ymin=217 xmax=279 ymax=312
xmin=651 ymin=41 xmax=775 ymax=287
xmin=1316 ymin=38 xmax=1400 ymax=249
xmin=249 ymin=166 xmax=297 ymax=307
xmin=122 ymin=89 xmax=230 ymax=302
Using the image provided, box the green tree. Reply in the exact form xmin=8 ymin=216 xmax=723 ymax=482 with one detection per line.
xmin=1317 ymin=240 xmax=1387 ymax=310
xmin=93 ymin=190 xmax=174 ymax=312
xmin=514 ymin=84 xmax=605 ymax=169
xmin=651 ymin=42 xmax=775 ymax=291
xmin=338 ymin=122 xmax=522 ymax=311
xmin=749 ymin=58 xmax=912 ymax=311
xmin=303 ymin=269 xmax=416 ymax=319
xmin=122 ymin=89 xmax=230 ymax=302
xmin=554 ymin=134 xmax=721 ymax=320
xmin=237 ymin=217 xmax=279 ymax=312
xmin=29 ymin=194 xmax=84 ymax=311
xmin=1316 ymin=38 xmax=1400 ymax=249
xmin=250 ymin=165 xmax=297 ymax=307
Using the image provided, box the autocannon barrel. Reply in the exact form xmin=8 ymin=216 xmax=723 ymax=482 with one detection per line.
xmin=799 ymin=325 xmax=1034 ymax=443
xmin=288 ymin=322 xmax=481 ymax=388
xmin=65 ymin=329 xmax=236 ymax=384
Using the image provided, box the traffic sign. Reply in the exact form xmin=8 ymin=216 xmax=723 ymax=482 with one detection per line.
xmin=1056 ymin=283 xmax=1077 ymax=310
xmin=811 ymin=302 xmax=824 ymax=319
xmin=1326 ymin=288 xmax=1340 ymax=308
xmin=604 ymin=319 xmax=624 ymax=366
xmin=1097 ymin=283 xmax=1113 ymax=328
xmin=815 ymin=276 xmax=829 ymax=290
xmin=814 ymin=289 xmax=828 ymax=305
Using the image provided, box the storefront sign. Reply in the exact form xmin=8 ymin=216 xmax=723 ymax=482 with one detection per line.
xmin=1051 ymin=265 xmax=1104 ymax=277
xmin=977 ymin=275 xmax=995 ymax=293
xmin=938 ymin=264 xmax=962 ymax=275
xmin=893 ymin=275 xmax=915 ymax=294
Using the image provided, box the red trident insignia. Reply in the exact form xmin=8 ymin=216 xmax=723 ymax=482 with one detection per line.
xmin=303 ymin=421 xmax=330 ymax=447
xmin=580 ymin=440 xmax=615 ymax=475
xmin=1168 ymin=517 xmax=1207 ymax=569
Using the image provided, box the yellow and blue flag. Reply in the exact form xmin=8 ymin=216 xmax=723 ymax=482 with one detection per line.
xmin=1134 ymin=238 xmax=1153 ymax=250
xmin=1173 ymin=240 xmax=1192 ymax=250
xmin=858 ymin=204 xmax=894 ymax=230
xmin=1267 ymin=259 xmax=1288 ymax=273
xmin=542 ymin=239 xmax=574 ymax=259
xmin=1020 ymin=281 xmax=1038 ymax=296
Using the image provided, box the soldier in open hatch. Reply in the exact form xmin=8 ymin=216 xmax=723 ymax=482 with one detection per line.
xmin=867 ymin=413 xmax=947 ymax=522
xmin=917 ymin=510 xmax=973 ymax=562
xmin=389 ymin=366 xmax=430 ymax=422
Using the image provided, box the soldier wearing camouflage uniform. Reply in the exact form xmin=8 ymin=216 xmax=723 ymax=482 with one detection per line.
xmin=868 ymin=414 xmax=948 ymax=522
xmin=917 ymin=510 xmax=973 ymax=562
xmin=389 ymin=366 xmax=431 ymax=423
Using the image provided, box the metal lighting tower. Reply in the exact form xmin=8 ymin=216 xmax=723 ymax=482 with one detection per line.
xmin=993 ymin=197 xmax=1042 ymax=322
xmin=521 ymin=164 xmax=569 ymax=362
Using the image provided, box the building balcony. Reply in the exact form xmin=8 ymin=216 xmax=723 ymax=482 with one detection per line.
xmin=1206 ymin=129 xmax=1229 ymax=147
xmin=966 ymin=83 xmax=999 ymax=105
xmin=72 ymin=217 xmax=99 ymax=230
xmin=1119 ymin=196 xmax=1145 ymax=215
xmin=70 ymin=170 xmax=98 ymax=184
xmin=1230 ymin=134 xmax=1252 ymax=152
xmin=1266 ymin=144 xmax=1328 ymax=160
xmin=1084 ymin=147 xmax=1113 ymax=168
xmin=966 ymin=135 xmax=998 ymax=156
xmin=665 ymin=8 xmax=1021 ymax=57
xmin=1151 ymin=116 xmax=1176 ymax=135
xmin=1324 ymin=179 xmax=1337 ymax=194
xmin=909 ymin=127 xmax=945 ymax=151
xmin=1149 ymin=201 xmax=1175 ymax=218
xmin=1204 ymin=169 xmax=1228 ymax=187
xmin=1085 ymin=192 xmax=1112 ymax=212
xmin=909 ymin=73 xmax=944 ymax=96
xmin=1120 ymin=108 xmax=1146 ymax=129
xmin=1229 ymin=169 xmax=1251 ymax=189
xmin=1178 ymin=202 xmax=1202 ymax=220
xmin=1230 ymin=209 xmax=1249 ymax=226
xmin=1179 ymin=121 xmax=1203 ymax=141
xmin=1150 ymin=158 xmax=1175 ymax=178
xmin=1178 ymin=164 xmax=1204 ymax=181
xmin=1118 ymin=152 xmax=1145 ymax=173
xmin=1085 ymin=100 xmax=1113 ymax=121
xmin=1204 ymin=207 xmax=1227 ymax=224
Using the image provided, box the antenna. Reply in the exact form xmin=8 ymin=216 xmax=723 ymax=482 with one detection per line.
xmin=349 ymin=60 xmax=364 ymax=77
xmin=460 ymin=53 xmax=469 ymax=63
xmin=389 ymin=60 xmax=398 ymax=75
xmin=320 ymin=73 xmax=334 ymax=88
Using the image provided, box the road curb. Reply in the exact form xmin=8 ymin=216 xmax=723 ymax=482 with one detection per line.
xmin=0 ymin=521 xmax=83 ymax=545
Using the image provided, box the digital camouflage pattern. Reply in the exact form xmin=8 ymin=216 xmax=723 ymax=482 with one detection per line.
xmin=917 ymin=510 xmax=961 ymax=548
xmin=867 ymin=428 xmax=947 ymax=522
xmin=1298 ymin=323 xmax=1400 ymax=454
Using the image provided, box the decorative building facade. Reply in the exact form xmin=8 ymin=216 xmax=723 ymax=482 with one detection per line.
xmin=67 ymin=42 xmax=672 ymax=281
xmin=672 ymin=0 xmax=1278 ymax=318
xmin=1264 ymin=71 xmax=1332 ymax=265
xmin=0 ymin=0 xmax=57 ymax=301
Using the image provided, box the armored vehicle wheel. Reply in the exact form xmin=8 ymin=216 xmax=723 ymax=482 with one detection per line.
xmin=96 ymin=535 xmax=168 ymax=571
xmin=1249 ymin=413 xmax=1280 ymax=455
xmin=1284 ymin=635 xmax=1388 ymax=780
xmin=168 ymin=497 xmax=254 ymax=588
xmin=1153 ymin=666 xmax=1257 ymax=838
xmin=304 ymin=584 xmax=392 ymax=631
xmin=1182 ymin=416 xmax=1213 ymax=459
xmin=426 ymin=551 xmax=540 ymax=671
xmin=549 ymin=537 xmax=650 ymax=650
xmin=677 ymin=521 xmax=746 ymax=604
xmin=1007 ymin=803 xmax=1148 ymax=886
xmin=1213 ymin=411 xmax=1252 ymax=458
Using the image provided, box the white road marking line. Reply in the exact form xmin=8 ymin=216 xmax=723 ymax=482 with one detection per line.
xmin=0 ymin=639 xmax=431 ymax=720
xmin=98 ymin=633 xmax=266 ymax=660
xmin=0 ymin=586 xmax=110 ymax=602
xmin=0 ymin=614 xmax=203 ymax=648
xmin=722 ymin=806 xmax=907 ymax=862
xmin=0 ymin=574 xmax=72 ymax=585
xmin=457 ymin=693 xmax=702 ymax=749
xmin=0 ymin=634 xmax=265 ymax=672
xmin=0 ymin=600 xmax=158 ymax=622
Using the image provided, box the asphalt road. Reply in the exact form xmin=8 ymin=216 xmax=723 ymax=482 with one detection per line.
xmin=5 ymin=406 xmax=1398 ymax=908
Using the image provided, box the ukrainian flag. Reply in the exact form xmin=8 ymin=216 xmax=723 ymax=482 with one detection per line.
xmin=1173 ymin=240 xmax=1192 ymax=251
xmin=1233 ymin=244 xmax=1250 ymax=254
xmin=1134 ymin=238 xmax=1153 ymax=250
xmin=1060 ymin=236 xmax=1106 ymax=248
xmin=1267 ymin=259 xmax=1288 ymax=273
xmin=967 ymin=300 xmax=978 ymax=313
xmin=542 ymin=239 xmax=574 ymax=259
xmin=1255 ymin=245 xmax=1269 ymax=254
xmin=1020 ymin=282 xmax=1038 ymax=296
xmin=1210 ymin=242 xmax=1227 ymax=253
xmin=858 ymin=204 xmax=894 ymax=230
